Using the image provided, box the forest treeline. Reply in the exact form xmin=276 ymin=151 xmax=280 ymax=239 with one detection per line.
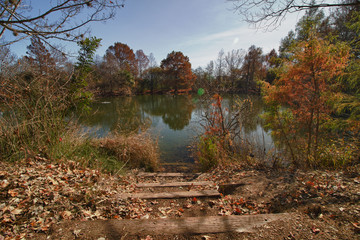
xmin=2 ymin=3 xmax=358 ymax=99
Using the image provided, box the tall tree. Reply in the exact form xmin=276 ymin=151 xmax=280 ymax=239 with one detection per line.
xmin=215 ymin=49 xmax=225 ymax=80
xmin=331 ymin=0 xmax=360 ymax=56
xmin=225 ymin=49 xmax=245 ymax=89
xmin=148 ymin=53 xmax=157 ymax=68
xmin=160 ymin=51 xmax=195 ymax=93
xmin=264 ymin=49 xmax=280 ymax=84
xmin=264 ymin=33 xmax=349 ymax=165
xmin=241 ymin=45 xmax=265 ymax=93
xmin=295 ymin=6 xmax=331 ymax=41
xmin=26 ymin=36 xmax=56 ymax=75
xmin=135 ymin=49 xmax=150 ymax=78
xmin=104 ymin=42 xmax=138 ymax=76
xmin=205 ymin=60 xmax=215 ymax=78
xmin=142 ymin=67 xmax=164 ymax=93
xmin=71 ymin=37 xmax=101 ymax=112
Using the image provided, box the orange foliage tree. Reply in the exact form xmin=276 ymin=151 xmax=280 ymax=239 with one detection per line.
xmin=104 ymin=42 xmax=138 ymax=76
xmin=160 ymin=51 xmax=196 ymax=94
xmin=264 ymin=33 xmax=349 ymax=165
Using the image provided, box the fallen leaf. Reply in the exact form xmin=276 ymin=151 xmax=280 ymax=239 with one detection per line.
xmin=352 ymin=222 xmax=360 ymax=231
xmin=142 ymin=236 xmax=153 ymax=240
xmin=0 ymin=180 xmax=9 ymax=188
xmin=311 ymin=226 xmax=320 ymax=234
xmin=73 ymin=229 xmax=82 ymax=237
xmin=8 ymin=189 xmax=18 ymax=197
xmin=61 ymin=211 xmax=72 ymax=220
xmin=11 ymin=208 xmax=22 ymax=215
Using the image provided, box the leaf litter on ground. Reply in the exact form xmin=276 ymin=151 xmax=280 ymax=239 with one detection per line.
xmin=1 ymin=159 xmax=360 ymax=239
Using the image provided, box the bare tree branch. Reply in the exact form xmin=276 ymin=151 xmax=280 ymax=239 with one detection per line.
xmin=228 ymin=0 xmax=360 ymax=29
xmin=0 ymin=0 xmax=125 ymax=46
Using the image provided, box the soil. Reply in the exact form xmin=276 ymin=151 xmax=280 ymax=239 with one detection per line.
xmin=1 ymin=159 xmax=359 ymax=240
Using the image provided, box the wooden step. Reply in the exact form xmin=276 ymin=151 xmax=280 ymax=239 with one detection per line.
xmin=118 ymin=189 xmax=220 ymax=199
xmin=137 ymin=172 xmax=200 ymax=177
xmin=136 ymin=181 xmax=215 ymax=188
xmin=57 ymin=214 xmax=291 ymax=236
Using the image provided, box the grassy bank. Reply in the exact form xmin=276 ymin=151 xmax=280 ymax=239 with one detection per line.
xmin=0 ymin=116 xmax=160 ymax=174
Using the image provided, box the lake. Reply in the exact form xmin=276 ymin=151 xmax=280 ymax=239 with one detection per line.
xmin=79 ymin=94 xmax=274 ymax=169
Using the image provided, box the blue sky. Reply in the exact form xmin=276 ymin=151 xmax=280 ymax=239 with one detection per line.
xmin=9 ymin=0 xmax=304 ymax=68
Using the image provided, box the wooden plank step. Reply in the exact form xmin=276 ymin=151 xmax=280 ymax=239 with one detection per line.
xmin=57 ymin=214 xmax=291 ymax=236
xmin=118 ymin=190 xmax=220 ymax=199
xmin=137 ymin=172 xmax=200 ymax=177
xmin=136 ymin=181 xmax=215 ymax=188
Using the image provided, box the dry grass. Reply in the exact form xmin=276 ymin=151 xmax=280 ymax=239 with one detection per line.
xmin=95 ymin=132 xmax=160 ymax=172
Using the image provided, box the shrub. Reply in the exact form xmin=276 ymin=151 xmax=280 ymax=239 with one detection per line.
xmin=195 ymin=94 xmax=257 ymax=170
xmin=196 ymin=136 xmax=222 ymax=171
xmin=0 ymin=68 xmax=70 ymax=161
xmin=314 ymin=139 xmax=359 ymax=169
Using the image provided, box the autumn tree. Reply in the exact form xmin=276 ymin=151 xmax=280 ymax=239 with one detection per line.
xmin=160 ymin=51 xmax=195 ymax=94
xmin=26 ymin=36 xmax=56 ymax=75
xmin=264 ymin=49 xmax=281 ymax=84
xmin=241 ymin=45 xmax=265 ymax=93
xmin=225 ymin=49 xmax=245 ymax=90
xmin=192 ymin=61 xmax=218 ymax=93
xmin=102 ymin=42 xmax=139 ymax=94
xmin=332 ymin=0 xmax=360 ymax=48
xmin=148 ymin=53 xmax=157 ymax=68
xmin=141 ymin=67 xmax=164 ymax=93
xmin=206 ymin=60 xmax=215 ymax=78
xmin=263 ymin=33 xmax=349 ymax=166
xmin=0 ymin=45 xmax=15 ymax=74
xmin=135 ymin=49 xmax=150 ymax=79
xmin=105 ymin=42 xmax=138 ymax=76
xmin=215 ymin=49 xmax=226 ymax=88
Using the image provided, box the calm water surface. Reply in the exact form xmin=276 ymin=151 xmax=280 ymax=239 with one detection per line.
xmin=79 ymin=95 xmax=273 ymax=165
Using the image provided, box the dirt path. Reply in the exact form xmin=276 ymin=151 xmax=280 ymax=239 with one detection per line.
xmin=2 ymin=159 xmax=359 ymax=239
xmin=44 ymin=172 xmax=294 ymax=239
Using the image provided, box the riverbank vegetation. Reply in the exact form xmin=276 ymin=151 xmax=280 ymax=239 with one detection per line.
xmin=0 ymin=35 xmax=160 ymax=173
xmin=0 ymin=1 xmax=359 ymax=173
xmin=195 ymin=4 xmax=360 ymax=170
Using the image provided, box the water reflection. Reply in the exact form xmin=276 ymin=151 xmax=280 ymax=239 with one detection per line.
xmin=80 ymin=96 xmax=151 ymax=134
xmin=80 ymin=94 xmax=272 ymax=163
xmin=138 ymin=95 xmax=195 ymax=130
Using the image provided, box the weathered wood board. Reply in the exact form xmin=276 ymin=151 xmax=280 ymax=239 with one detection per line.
xmin=118 ymin=190 xmax=220 ymax=199
xmin=137 ymin=172 xmax=200 ymax=177
xmin=136 ymin=181 xmax=215 ymax=188
xmin=60 ymin=214 xmax=291 ymax=236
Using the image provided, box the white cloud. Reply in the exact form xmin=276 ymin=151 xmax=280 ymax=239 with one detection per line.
xmin=233 ymin=37 xmax=239 ymax=45
xmin=178 ymin=12 xmax=304 ymax=68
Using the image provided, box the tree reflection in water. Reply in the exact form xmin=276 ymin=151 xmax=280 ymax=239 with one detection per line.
xmin=139 ymin=95 xmax=195 ymax=130
xmin=79 ymin=94 xmax=272 ymax=164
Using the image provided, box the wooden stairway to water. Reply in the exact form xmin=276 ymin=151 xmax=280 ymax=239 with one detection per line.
xmin=50 ymin=172 xmax=290 ymax=239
